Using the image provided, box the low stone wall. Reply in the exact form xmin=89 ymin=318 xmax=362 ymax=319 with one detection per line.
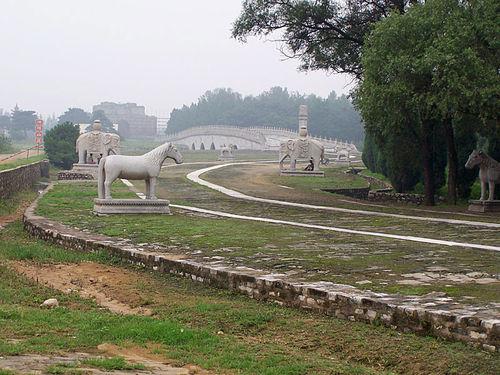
xmin=57 ymin=171 xmax=94 ymax=180
xmin=368 ymin=191 xmax=425 ymax=205
xmin=359 ymin=174 xmax=392 ymax=190
xmin=0 ymin=160 xmax=49 ymax=199
xmin=22 ymin=186 xmax=499 ymax=352
xmin=322 ymin=187 xmax=370 ymax=200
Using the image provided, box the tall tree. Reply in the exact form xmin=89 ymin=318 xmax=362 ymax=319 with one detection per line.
xmin=10 ymin=105 xmax=37 ymax=140
xmin=357 ymin=0 xmax=499 ymax=205
xmin=44 ymin=122 xmax=80 ymax=169
xmin=232 ymin=0 xmax=413 ymax=78
xmin=58 ymin=108 xmax=91 ymax=125
xmin=89 ymin=110 xmax=116 ymax=133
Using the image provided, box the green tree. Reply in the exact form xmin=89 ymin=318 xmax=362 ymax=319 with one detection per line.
xmin=58 ymin=108 xmax=91 ymax=125
xmin=10 ymin=105 xmax=37 ymax=140
xmin=232 ymin=0 xmax=413 ymax=78
xmin=357 ymin=0 xmax=499 ymax=204
xmin=0 ymin=135 xmax=13 ymax=153
xmin=89 ymin=110 xmax=116 ymax=133
xmin=44 ymin=122 xmax=80 ymax=169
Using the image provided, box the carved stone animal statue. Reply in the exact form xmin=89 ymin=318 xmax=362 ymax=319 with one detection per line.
xmin=98 ymin=142 xmax=183 ymax=200
xmin=76 ymin=131 xmax=120 ymax=164
xmin=465 ymin=150 xmax=500 ymax=201
xmin=279 ymin=139 xmax=325 ymax=171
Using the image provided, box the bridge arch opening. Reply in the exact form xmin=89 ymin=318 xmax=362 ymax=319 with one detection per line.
xmin=200 ymin=142 xmax=205 ymax=150
xmin=191 ymin=142 xmax=195 ymax=150
xmin=210 ymin=142 xmax=215 ymax=150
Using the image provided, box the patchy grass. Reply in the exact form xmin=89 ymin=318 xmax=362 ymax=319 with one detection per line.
xmin=0 ymin=219 xmax=498 ymax=374
xmin=0 ymin=190 xmax=37 ymax=217
xmin=80 ymin=356 xmax=146 ymax=371
xmin=34 ymin=182 xmax=500 ymax=304
xmin=0 ymin=155 xmax=45 ymax=171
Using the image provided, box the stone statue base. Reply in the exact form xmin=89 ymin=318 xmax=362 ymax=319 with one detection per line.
xmin=468 ymin=200 xmax=500 ymax=213
xmin=218 ymin=156 xmax=235 ymax=161
xmin=93 ymin=198 xmax=170 ymax=215
xmin=280 ymin=170 xmax=325 ymax=177
xmin=58 ymin=164 xmax=99 ymax=180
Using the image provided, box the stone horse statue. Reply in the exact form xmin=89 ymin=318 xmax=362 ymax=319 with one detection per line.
xmin=465 ymin=150 xmax=500 ymax=201
xmin=98 ymin=142 xmax=183 ymax=200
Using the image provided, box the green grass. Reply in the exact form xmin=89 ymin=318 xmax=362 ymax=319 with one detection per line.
xmin=80 ymin=357 xmax=146 ymax=371
xmin=34 ymin=181 xmax=500 ymax=304
xmin=0 ymin=154 xmax=45 ymax=171
xmin=0 ymin=203 xmax=498 ymax=374
xmin=270 ymin=165 xmax=369 ymax=190
xmin=0 ymin=190 xmax=37 ymax=216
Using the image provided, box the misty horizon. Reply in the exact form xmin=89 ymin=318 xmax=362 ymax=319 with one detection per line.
xmin=1 ymin=0 xmax=352 ymax=119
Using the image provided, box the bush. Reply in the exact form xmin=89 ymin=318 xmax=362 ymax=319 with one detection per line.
xmin=0 ymin=135 xmax=13 ymax=153
xmin=44 ymin=122 xmax=79 ymax=169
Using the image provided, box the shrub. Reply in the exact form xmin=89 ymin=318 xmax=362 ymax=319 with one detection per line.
xmin=44 ymin=122 xmax=79 ymax=169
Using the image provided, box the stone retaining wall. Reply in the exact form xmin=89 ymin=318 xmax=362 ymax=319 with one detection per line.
xmin=57 ymin=171 xmax=94 ymax=180
xmin=22 ymin=186 xmax=499 ymax=352
xmin=368 ymin=191 xmax=425 ymax=205
xmin=0 ymin=160 xmax=49 ymax=199
xmin=322 ymin=187 xmax=370 ymax=200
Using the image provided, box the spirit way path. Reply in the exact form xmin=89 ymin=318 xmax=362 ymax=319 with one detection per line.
xmin=123 ymin=162 xmax=500 ymax=252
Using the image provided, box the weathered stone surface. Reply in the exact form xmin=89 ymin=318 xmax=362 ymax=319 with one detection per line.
xmin=468 ymin=200 xmax=500 ymax=213
xmin=368 ymin=191 xmax=425 ymax=205
xmin=280 ymin=170 xmax=325 ymax=177
xmin=0 ymin=160 xmax=49 ymax=199
xmin=23 ymin=185 xmax=500 ymax=352
xmin=93 ymin=198 xmax=170 ymax=215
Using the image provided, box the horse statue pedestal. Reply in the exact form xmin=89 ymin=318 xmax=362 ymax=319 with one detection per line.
xmin=280 ymin=169 xmax=325 ymax=177
xmin=468 ymin=200 xmax=500 ymax=213
xmin=93 ymin=198 xmax=170 ymax=215
xmin=93 ymin=142 xmax=183 ymax=215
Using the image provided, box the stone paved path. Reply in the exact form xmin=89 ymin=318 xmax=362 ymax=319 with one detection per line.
xmin=187 ymin=163 xmax=500 ymax=229
xmin=123 ymin=163 xmax=500 ymax=252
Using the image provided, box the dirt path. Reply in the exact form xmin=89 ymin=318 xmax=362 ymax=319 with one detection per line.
xmin=5 ymin=261 xmax=211 ymax=374
xmin=0 ymin=344 xmax=206 ymax=374
xmin=12 ymin=262 xmax=155 ymax=316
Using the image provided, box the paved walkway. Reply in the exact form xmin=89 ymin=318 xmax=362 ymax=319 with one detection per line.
xmin=121 ymin=178 xmax=500 ymax=252
xmin=187 ymin=163 xmax=500 ymax=229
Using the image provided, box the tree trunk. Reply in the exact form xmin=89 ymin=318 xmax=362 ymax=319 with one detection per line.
xmin=444 ymin=118 xmax=458 ymax=204
xmin=422 ymin=120 xmax=435 ymax=206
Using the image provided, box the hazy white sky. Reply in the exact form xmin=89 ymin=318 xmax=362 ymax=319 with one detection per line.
xmin=1 ymin=0 xmax=352 ymax=118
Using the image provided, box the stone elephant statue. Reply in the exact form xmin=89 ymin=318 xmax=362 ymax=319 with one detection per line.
xmin=76 ymin=131 xmax=120 ymax=164
xmin=279 ymin=138 xmax=325 ymax=171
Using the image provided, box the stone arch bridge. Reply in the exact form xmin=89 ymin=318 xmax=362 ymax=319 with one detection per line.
xmin=162 ymin=125 xmax=359 ymax=154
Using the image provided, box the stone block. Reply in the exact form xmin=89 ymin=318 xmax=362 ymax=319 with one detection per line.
xmin=93 ymin=198 xmax=170 ymax=215
xmin=280 ymin=170 xmax=325 ymax=177
xmin=468 ymin=200 xmax=500 ymax=213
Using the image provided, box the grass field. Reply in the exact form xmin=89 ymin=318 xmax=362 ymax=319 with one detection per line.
xmin=0 ymin=217 xmax=499 ymax=374
xmin=36 ymin=181 xmax=500 ymax=304
xmin=0 ymin=154 xmax=45 ymax=171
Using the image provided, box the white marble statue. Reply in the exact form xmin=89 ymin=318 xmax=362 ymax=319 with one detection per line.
xmin=465 ymin=150 xmax=500 ymax=201
xmin=98 ymin=142 xmax=183 ymax=200
xmin=76 ymin=120 xmax=120 ymax=164
xmin=218 ymin=144 xmax=235 ymax=160
xmin=279 ymin=105 xmax=325 ymax=171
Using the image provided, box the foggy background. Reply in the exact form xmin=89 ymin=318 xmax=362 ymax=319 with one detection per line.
xmin=0 ymin=0 xmax=351 ymax=118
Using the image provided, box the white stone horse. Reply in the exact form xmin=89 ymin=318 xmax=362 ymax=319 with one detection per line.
xmin=98 ymin=142 xmax=183 ymax=200
xmin=465 ymin=150 xmax=500 ymax=201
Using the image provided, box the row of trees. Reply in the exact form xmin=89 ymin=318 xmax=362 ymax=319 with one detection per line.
xmin=58 ymin=108 xmax=116 ymax=133
xmin=167 ymin=87 xmax=364 ymax=143
xmin=233 ymin=0 xmax=499 ymax=204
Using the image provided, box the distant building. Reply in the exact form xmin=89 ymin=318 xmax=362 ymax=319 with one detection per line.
xmin=156 ymin=117 xmax=169 ymax=135
xmin=92 ymin=102 xmax=157 ymax=138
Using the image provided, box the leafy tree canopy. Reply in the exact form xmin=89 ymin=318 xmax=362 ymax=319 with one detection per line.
xmin=232 ymin=0 xmax=413 ymax=78
xmin=167 ymin=87 xmax=364 ymax=143
xmin=44 ymin=122 xmax=80 ymax=169
xmin=10 ymin=105 xmax=37 ymax=140
xmin=58 ymin=108 xmax=91 ymax=125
